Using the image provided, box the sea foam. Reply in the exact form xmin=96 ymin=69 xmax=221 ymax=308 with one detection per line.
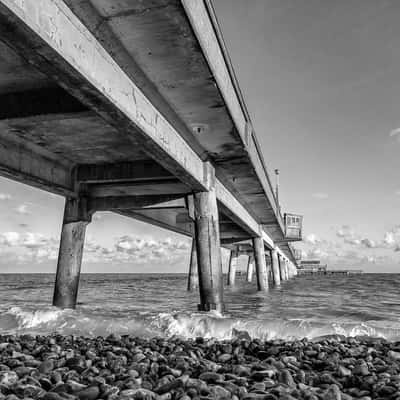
xmin=1 ymin=306 xmax=400 ymax=342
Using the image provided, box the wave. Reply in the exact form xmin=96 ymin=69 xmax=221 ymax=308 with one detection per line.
xmin=1 ymin=306 xmax=400 ymax=341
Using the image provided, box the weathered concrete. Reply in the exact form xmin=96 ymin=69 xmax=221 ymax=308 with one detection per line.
xmin=278 ymin=255 xmax=286 ymax=281
xmin=0 ymin=0 xmax=303 ymax=316
xmin=252 ymin=236 xmax=269 ymax=291
xmin=246 ymin=255 xmax=254 ymax=282
xmin=285 ymin=259 xmax=290 ymax=280
xmin=227 ymin=248 xmax=239 ymax=286
xmin=187 ymin=239 xmax=198 ymax=291
xmin=270 ymin=249 xmax=281 ymax=286
xmin=53 ymin=197 xmax=91 ymax=309
xmin=193 ymin=182 xmax=224 ymax=312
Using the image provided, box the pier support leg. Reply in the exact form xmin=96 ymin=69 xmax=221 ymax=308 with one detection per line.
xmin=246 ymin=255 xmax=254 ymax=282
xmin=187 ymin=239 xmax=198 ymax=291
xmin=252 ymin=237 xmax=269 ymax=291
xmin=53 ymin=197 xmax=91 ymax=309
xmin=278 ymin=255 xmax=286 ymax=281
xmin=227 ymin=248 xmax=238 ymax=286
xmin=271 ymin=249 xmax=281 ymax=286
xmin=194 ymin=185 xmax=224 ymax=312
xmin=285 ymin=259 xmax=290 ymax=280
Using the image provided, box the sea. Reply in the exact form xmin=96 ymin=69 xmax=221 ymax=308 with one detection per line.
xmin=0 ymin=273 xmax=399 ymax=341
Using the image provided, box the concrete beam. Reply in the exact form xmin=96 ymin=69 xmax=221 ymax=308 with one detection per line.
xmin=0 ymin=0 xmax=208 ymax=191
xmin=88 ymin=180 xmax=189 ymax=197
xmin=117 ymin=209 xmax=193 ymax=237
xmin=88 ymin=195 xmax=185 ymax=212
xmin=77 ymin=161 xmax=173 ymax=184
xmin=0 ymin=87 xmax=88 ymax=120
xmin=183 ymin=0 xmax=284 ymax=234
xmin=0 ymin=135 xmax=74 ymax=196
xmin=216 ymin=179 xmax=260 ymax=237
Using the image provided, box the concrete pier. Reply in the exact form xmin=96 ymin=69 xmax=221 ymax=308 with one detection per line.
xmin=227 ymin=249 xmax=239 ymax=286
xmin=246 ymin=255 xmax=254 ymax=282
xmin=252 ymin=237 xmax=269 ymax=291
xmin=53 ymin=198 xmax=91 ymax=309
xmin=187 ymin=239 xmax=198 ymax=291
xmin=0 ymin=0 xmax=302 ymax=312
xmin=271 ymin=249 xmax=281 ymax=286
xmin=278 ymin=255 xmax=286 ymax=281
xmin=193 ymin=186 xmax=224 ymax=312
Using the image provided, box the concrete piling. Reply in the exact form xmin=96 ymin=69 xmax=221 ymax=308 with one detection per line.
xmin=246 ymin=255 xmax=254 ymax=282
xmin=193 ymin=186 xmax=224 ymax=312
xmin=187 ymin=239 xmax=198 ymax=291
xmin=285 ymin=259 xmax=290 ymax=279
xmin=227 ymin=248 xmax=238 ymax=286
xmin=271 ymin=249 xmax=281 ymax=286
xmin=278 ymin=255 xmax=286 ymax=281
xmin=252 ymin=236 xmax=269 ymax=291
xmin=53 ymin=197 xmax=91 ymax=309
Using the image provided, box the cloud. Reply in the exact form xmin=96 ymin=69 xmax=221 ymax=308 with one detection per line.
xmin=336 ymin=225 xmax=355 ymax=239
xmin=390 ymin=127 xmax=400 ymax=137
xmin=396 ymin=190 xmax=400 ymax=196
xmin=304 ymin=233 xmax=321 ymax=244
xmin=312 ymin=192 xmax=329 ymax=200
xmin=0 ymin=193 xmax=11 ymax=201
xmin=114 ymin=235 xmax=190 ymax=262
xmin=0 ymin=229 xmax=192 ymax=267
xmin=360 ymin=238 xmax=376 ymax=248
xmin=15 ymin=204 xmax=30 ymax=215
xmin=0 ymin=232 xmax=20 ymax=246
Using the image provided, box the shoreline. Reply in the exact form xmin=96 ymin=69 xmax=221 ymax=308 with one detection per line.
xmin=0 ymin=334 xmax=398 ymax=399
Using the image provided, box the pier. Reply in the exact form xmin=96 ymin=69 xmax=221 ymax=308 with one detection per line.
xmin=298 ymin=261 xmax=363 ymax=276
xmin=0 ymin=0 xmax=302 ymax=311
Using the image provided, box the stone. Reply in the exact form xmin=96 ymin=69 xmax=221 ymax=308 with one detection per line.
xmin=77 ymin=386 xmax=100 ymax=400
xmin=0 ymin=371 xmax=18 ymax=387
xmin=324 ymin=384 xmax=342 ymax=400
xmin=279 ymin=369 xmax=295 ymax=387
xmin=39 ymin=359 xmax=55 ymax=374
xmin=198 ymin=372 xmax=224 ymax=383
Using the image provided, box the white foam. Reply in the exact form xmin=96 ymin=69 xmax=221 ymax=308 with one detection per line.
xmin=1 ymin=306 xmax=400 ymax=341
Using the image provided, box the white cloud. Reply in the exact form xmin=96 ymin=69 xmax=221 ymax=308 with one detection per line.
xmin=390 ymin=127 xmax=400 ymax=137
xmin=114 ymin=235 xmax=190 ymax=262
xmin=305 ymin=233 xmax=320 ymax=244
xmin=15 ymin=204 xmax=30 ymax=215
xmin=312 ymin=192 xmax=328 ymax=200
xmin=0 ymin=193 xmax=11 ymax=201
xmin=1 ymin=232 xmax=20 ymax=246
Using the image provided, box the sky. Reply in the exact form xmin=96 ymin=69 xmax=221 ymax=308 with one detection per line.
xmin=0 ymin=0 xmax=399 ymax=272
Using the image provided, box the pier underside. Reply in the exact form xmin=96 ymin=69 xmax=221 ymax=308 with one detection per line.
xmin=0 ymin=0 xmax=301 ymax=309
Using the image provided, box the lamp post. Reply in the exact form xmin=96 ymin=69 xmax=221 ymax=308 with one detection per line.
xmin=274 ymin=169 xmax=280 ymax=215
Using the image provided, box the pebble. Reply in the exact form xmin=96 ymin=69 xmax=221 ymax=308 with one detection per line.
xmin=0 ymin=334 xmax=396 ymax=399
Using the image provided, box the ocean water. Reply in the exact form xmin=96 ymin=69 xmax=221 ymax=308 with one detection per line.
xmin=0 ymin=273 xmax=400 ymax=341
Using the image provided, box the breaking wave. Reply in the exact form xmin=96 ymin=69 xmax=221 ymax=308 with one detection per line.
xmin=1 ymin=306 xmax=400 ymax=341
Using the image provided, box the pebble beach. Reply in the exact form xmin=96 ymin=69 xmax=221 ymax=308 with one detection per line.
xmin=0 ymin=334 xmax=400 ymax=400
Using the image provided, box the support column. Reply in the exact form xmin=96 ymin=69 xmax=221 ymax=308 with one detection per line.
xmin=270 ymin=249 xmax=281 ymax=286
xmin=252 ymin=236 xmax=269 ymax=291
xmin=53 ymin=197 xmax=91 ymax=309
xmin=246 ymin=255 xmax=254 ymax=282
xmin=227 ymin=248 xmax=239 ymax=286
xmin=193 ymin=180 xmax=224 ymax=312
xmin=278 ymin=255 xmax=286 ymax=281
xmin=285 ymin=259 xmax=290 ymax=280
xmin=187 ymin=239 xmax=198 ymax=291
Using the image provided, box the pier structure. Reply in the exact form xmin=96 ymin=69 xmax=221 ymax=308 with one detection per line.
xmin=0 ymin=0 xmax=302 ymax=311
